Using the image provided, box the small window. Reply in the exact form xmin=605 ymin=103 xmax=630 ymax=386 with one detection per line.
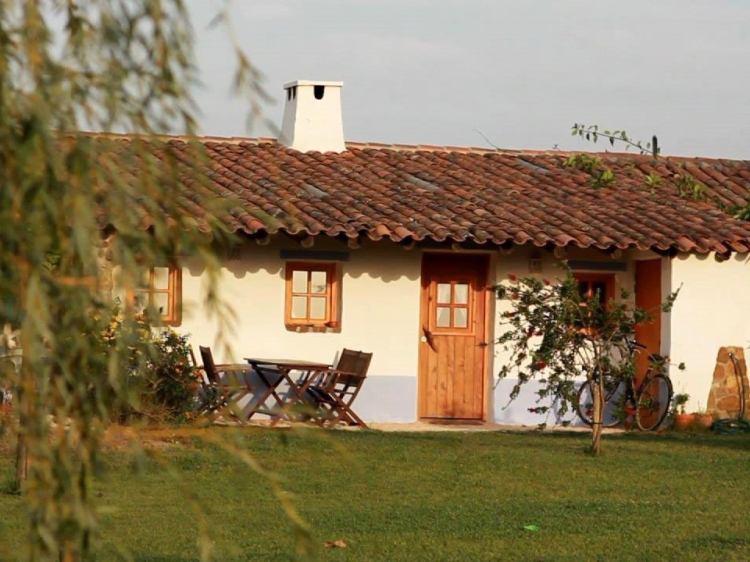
xmin=130 ymin=265 xmax=182 ymax=326
xmin=285 ymin=262 xmax=339 ymax=328
xmin=432 ymin=280 xmax=472 ymax=331
xmin=574 ymin=273 xmax=616 ymax=306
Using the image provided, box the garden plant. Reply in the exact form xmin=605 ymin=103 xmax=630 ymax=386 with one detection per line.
xmin=0 ymin=2 xmax=303 ymax=561
xmin=496 ymin=270 xmax=679 ymax=455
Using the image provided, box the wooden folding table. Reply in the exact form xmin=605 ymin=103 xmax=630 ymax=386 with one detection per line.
xmin=245 ymin=358 xmax=331 ymax=422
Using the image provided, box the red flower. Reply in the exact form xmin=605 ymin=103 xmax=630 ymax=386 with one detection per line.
xmin=536 ymin=361 xmax=547 ymax=370
xmin=543 ymin=279 xmax=551 ymax=286
xmin=508 ymin=274 xmax=518 ymax=281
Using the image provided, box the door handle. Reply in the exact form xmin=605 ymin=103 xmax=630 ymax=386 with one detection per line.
xmin=422 ymin=325 xmax=437 ymax=352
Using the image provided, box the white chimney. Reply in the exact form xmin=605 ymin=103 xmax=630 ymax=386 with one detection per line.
xmin=279 ymin=80 xmax=346 ymax=153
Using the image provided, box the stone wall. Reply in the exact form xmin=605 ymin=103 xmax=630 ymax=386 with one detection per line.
xmin=707 ymin=347 xmax=749 ymax=419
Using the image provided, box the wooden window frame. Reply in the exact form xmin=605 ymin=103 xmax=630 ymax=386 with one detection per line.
xmin=129 ymin=264 xmax=182 ymax=327
xmin=571 ymin=272 xmax=617 ymax=335
xmin=573 ymin=272 xmax=616 ymax=306
xmin=284 ymin=262 xmax=340 ymax=328
xmin=431 ymin=279 xmax=474 ymax=334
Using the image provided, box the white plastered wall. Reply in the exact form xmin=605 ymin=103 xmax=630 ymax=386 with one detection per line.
xmin=668 ymin=252 xmax=750 ymax=412
xmin=177 ymin=238 xmax=675 ymax=424
xmin=179 ymin=238 xmax=422 ymax=378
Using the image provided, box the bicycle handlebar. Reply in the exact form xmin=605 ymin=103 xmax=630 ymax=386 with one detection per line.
xmin=628 ymin=339 xmax=669 ymax=364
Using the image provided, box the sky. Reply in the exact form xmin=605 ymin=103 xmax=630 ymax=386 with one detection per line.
xmin=188 ymin=0 xmax=750 ymax=159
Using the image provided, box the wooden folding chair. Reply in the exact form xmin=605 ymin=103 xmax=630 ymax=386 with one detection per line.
xmin=189 ymin=348 xmax=221 ymax=415
xmin=197 ymin=346 xmax=271 ymax=421
xmin=306 ymin=349 xmax=372 ymax=428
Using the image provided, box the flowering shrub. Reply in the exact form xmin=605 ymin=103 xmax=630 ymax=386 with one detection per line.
xmin=94 ymin=304 xmax=199 ymax=422
xmin=144 ymin=330 xmax=200 ymax=420
xmin=496 ymin=268 xmax=679 ymax=455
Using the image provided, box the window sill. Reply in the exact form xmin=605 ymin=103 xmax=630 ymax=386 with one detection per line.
xmin=147 ymin=312 xmax=182 ymax=328
xmin=285 ymin=321 xmax=341 ymax=333
xmin=151 ymin=319 xmax=182 ymax=328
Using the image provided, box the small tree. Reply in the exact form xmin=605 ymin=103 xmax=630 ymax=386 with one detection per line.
xmin=496 ymin=269 xmax=678 ymax=455
xmin=0 ymin=2 xmax=312 ymax=560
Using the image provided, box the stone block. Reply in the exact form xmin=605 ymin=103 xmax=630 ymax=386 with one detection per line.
xmin=717 ymin=347 xmax=730 ymax=364
xmin=706 ymin=346 xmax=748 ymax=419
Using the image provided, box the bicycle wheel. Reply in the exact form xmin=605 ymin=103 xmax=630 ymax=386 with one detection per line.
xmin=635 ymin=374 xmax=673 ymax=431
xmin=575 ymin=379 xmax=627 ymax=428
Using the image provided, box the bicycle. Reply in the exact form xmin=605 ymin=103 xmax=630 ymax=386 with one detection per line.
xmin=574 ymin=340 xmax=673 ymax=431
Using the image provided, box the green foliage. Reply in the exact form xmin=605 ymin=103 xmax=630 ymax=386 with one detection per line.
xmin=734 ymin=199 xmax=750 ymax=222
xmin=569 ymin=124 xmax=714 ymax=205
xmin=644 ymin=172 xmax=663 ymax=189
xmin=145 ymin=329 xmax=201 ymax=421
xmin=572 ymin=123 xmax=659 ymax=156
xmin=496 ymin=268 xmax=679 ymax=453
xmin=92 ymin=304 xmax=200 ymax=423
xmin=563 ymin=154 xmax=616 ymax=189
xmin=673 ymin=393 xmax=690 ymax=415
xmin=0 ymin=476 xmax=21 ymax=496
xmin=660 ymin=287 xmax=681 ymax=314
xmin=496 ymin=272 xmax=639 ymax=415
xmin=0 ymin=2 xmax=281 ymax=560
xmin=672 ymin=173 xmax=708 ymax=202
xmin=563 ymin=153 xmax=602 ymax=175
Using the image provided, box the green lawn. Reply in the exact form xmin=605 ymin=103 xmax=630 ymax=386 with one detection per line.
xmin=1 ymin=428 xmax=749 ymax=561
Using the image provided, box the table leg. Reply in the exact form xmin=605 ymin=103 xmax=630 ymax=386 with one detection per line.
xmin=286 ymin=369 xmax=329 ymax=424
xmin=263 ymin=367 xmax=307 ymax=426
xmin=252 ymin=366 xmax=286 ymax=421
xmin=272 ymin=368 xmax=325 ymax=424
xmin=248 ymin=364 xmax=331 ymax=426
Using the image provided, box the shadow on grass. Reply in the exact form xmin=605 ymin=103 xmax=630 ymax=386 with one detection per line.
xmin=370 ymin=426 xmax=750 ymax=456
xmin=614 ymin=429 xmax=750 ymax=452
xmin=133 ymin=553 xmax=199 ymax=562
xmin=683 ymin=534 xmax=750 ymax=558
xmin=482 ymin=425 xmax=750 ymax=448
xmin=0 ymin=476 xmax=21 ymax=495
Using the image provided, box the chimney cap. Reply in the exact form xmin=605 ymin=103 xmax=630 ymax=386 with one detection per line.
xmin=283 ymin=79 xmax=344 ymax=89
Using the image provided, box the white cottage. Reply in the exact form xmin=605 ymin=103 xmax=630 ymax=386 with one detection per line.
xmin=113 ymin=80 xmax=750 ymax=425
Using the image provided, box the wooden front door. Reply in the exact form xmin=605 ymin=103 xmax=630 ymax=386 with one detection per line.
xmin=418 ymin=254 xmax=489 ymax=420
xmin=635 ymin=259 xmax=662 ymax=384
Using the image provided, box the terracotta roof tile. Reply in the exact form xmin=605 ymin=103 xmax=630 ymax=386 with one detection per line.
xmin=91 ymin=134 xmax=750 ymax=254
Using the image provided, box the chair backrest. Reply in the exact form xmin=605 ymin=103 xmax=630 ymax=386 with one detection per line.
xmin=199 ymin=346 xmax=220 ymax=384
xmin=189 ymin=347 xmax=207 ymax=383
xmin=335 ymin=349 xmax=373 ymax=387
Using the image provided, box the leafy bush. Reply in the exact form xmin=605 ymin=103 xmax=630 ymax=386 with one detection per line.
xmin=496 ymin=268 xmax=679 ymax=455
xmin=144 ymin=329 xmax=200 ymax=421
xmin=94 ymin=304 xmax=199 ymax=423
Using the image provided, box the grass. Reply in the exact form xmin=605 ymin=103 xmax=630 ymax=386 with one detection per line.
xmin=1 ymin=428 xmax=749 ymax=561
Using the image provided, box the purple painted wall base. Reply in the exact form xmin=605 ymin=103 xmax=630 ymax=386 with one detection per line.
xmin=354 ymin=376 xmax=417 ymax=422
xmin=492 ymin=379 xmax=581 ymax=427
xmin=224 ymin=372 xmax=584 ymax=426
